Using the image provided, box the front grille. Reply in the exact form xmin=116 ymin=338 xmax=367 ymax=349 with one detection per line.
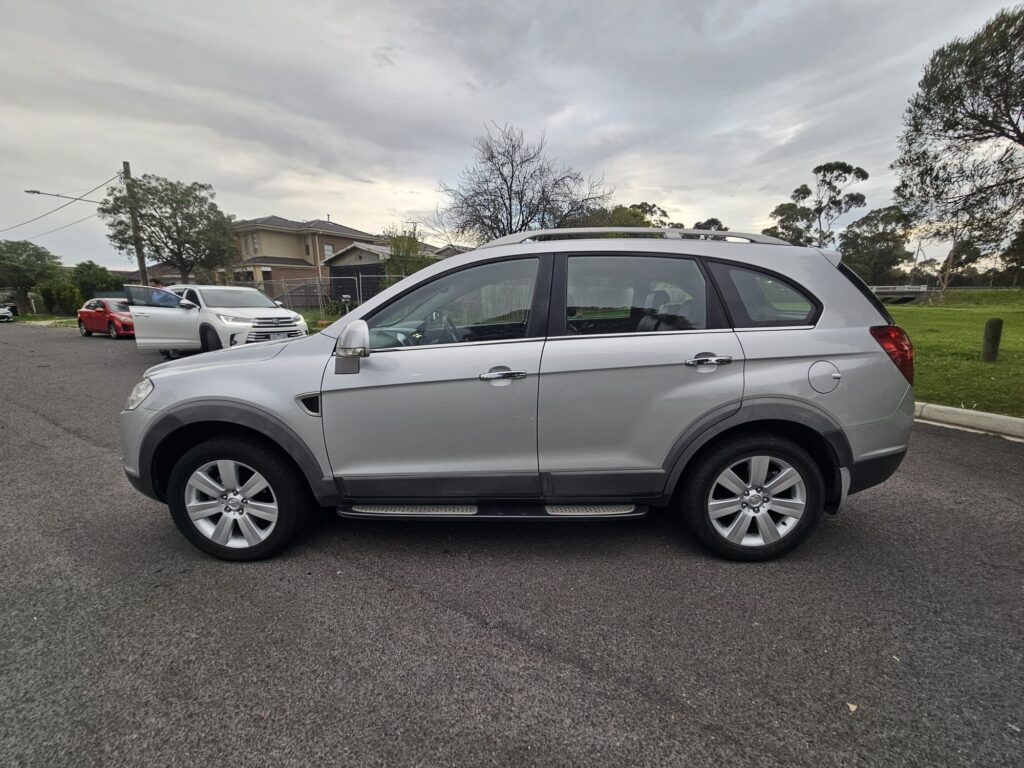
xmin=246 ymin=329 xmax=304 ymax=343
xmin=251 ymin=317 xmax=294 ymax=328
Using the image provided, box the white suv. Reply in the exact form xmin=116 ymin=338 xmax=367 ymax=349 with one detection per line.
xmin=124 ymin=284 xmax=308 ymax=353
xmin=120 ymin=228 xmax=914 ymax=562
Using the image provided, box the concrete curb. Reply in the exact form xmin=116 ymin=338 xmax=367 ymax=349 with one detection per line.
xmin=915 ymin=402 xmax=1024 ymax=439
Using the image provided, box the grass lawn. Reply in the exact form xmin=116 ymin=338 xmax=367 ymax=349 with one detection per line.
xmin=298 ymin=309 xmax=342 ymax=330
xmin=17 ymin=314 xmax=78 ymax=327
xmin=889 ymin=290 xmax=1024 ymax=418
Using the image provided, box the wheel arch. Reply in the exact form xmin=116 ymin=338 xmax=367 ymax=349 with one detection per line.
xmin=139 ymin=402 xmax=341 ymax=507
xmin=663 ymin=399 xmax=852 ymax=513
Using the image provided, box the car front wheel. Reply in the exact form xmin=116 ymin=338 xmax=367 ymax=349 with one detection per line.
xmin=680 ymin=434 xmax=824 ymax=561
xmin=167 ymin=438 xmax=308 ymax=561
xmin=108 ymin=321 xmax=119 ymax=339
xmin=78 ymin=320 xmax=92 ymax=336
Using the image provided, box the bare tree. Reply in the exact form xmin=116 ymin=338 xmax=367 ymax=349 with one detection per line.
xmin=438 ymin=124 xmax=612 ymax=243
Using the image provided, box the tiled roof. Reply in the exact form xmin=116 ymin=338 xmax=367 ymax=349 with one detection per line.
xmin=233 ymin=215 xmax=376 ymax=240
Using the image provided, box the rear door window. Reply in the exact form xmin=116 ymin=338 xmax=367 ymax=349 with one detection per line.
xmin=564 ymin=255 xmax=717 ymax=335
xmin=708 ymin=262 xmax=818 ymax=328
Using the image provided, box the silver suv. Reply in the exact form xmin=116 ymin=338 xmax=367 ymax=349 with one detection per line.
xmin=120 ymin=228 xmax=914 ymax=562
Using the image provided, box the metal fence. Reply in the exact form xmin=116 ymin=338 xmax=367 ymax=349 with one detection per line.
xmin=221 ymin=275 xmax=412 ymax=314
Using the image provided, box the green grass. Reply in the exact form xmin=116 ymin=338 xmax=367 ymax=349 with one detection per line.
xmin=299 ymin=309 xmax=341 ymax=329
xmin=889 ymin=290 xmax=1024 ymax=417
xmin=19 ymin=314 xmax=77 ymax=327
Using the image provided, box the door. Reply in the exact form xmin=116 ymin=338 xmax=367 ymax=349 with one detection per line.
xmin=124 ymin=285 xmax=201 ymax=350
xmin=321 ymin=256 xmax=550 ymax=499
xmin=82 ymin=300 xmax=103 ymax=332
xmin=538 ymin=253 xmax=745 ymax=498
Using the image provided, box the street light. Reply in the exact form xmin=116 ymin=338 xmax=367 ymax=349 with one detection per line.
xmin=25 ymin=189 xmax=103 ymax=204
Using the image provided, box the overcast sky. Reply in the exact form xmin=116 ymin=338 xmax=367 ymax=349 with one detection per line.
xmin=0 ymin=0 xmax=1012 ymax=269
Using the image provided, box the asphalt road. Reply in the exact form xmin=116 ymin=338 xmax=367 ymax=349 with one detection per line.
xmin=1 ymin=323 xmax=1021 ymax=767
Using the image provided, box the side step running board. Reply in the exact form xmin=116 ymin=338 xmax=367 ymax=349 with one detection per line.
xmin=339 ymin=503 xmax=646 ymax=520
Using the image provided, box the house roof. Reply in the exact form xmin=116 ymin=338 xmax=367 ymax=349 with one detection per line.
xmin=232 ymin=215 xmax=377 ymax=240
xmin=238 ymin=255 xmax=313 ymax=267
xmin=321 ymin=241 xmax=438 ymax=266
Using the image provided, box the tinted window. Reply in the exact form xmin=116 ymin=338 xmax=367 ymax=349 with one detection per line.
xmin=104 ymin=300 xmax=129 ymax=312
xmin=183 ymin=289 xmax=201 ymax=305
xmin=368 ymin=258 xmax=538 ymax=350
xmin=125 ymin=286 xmax=182 ymax=308
xmin=708 ymin=262 xmax=817 ymax=327
xmin=565 ymin=256 xmax=710 ymax=335
xmin=197 ymin=288 xmax=276 ymax=308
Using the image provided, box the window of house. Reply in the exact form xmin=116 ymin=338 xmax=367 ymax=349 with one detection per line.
xmin=368 ymin=258 xmax=539 ymax=349
xmin=565 ymin=255 xmax=711 ymax=335
xmin=707 ymin=262 xmax=818 ymax=327
xmin=323 ymin=243 xmax=334 ymax=259
xmin=250 ymin=233 xmax=260 ymax=254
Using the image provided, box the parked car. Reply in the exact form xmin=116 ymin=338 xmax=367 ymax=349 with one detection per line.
xmin=77 ymin=298 xmax=134 ymax=338
xmin=2 ymin=303 xmax=17 ymax=316
xmin=0 ymin=306 xmax=13 ymax=323
xmin=120 ymin=228 xmax=914 ymax=562
xmin=123 ymin=284 xmax=308 ymax=353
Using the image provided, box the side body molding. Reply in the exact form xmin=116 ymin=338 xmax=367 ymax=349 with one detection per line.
xmin=137 ymin=400 xmax=342 ymax=505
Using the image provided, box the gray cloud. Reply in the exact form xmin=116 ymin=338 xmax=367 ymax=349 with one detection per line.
xmin=0 ymin=0 xmax=1010 ymax=267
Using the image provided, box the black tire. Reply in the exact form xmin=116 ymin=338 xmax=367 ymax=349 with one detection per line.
xmin=200 ymin=326 xmax=223 ymax=352
xmin=167 ymin=438 xmax=309 ymax=561
xmin=679 ymin=433 xmax=824 ymax=562
xmin=78 ymin=320 xmax=92 ymax=336
xmin=108 ymin=321 xmax=119 ymax=339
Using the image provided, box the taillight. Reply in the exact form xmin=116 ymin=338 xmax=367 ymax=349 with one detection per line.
xmin=870 ymin=325 xmax=914 ymax=385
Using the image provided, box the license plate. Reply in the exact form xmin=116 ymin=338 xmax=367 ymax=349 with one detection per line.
xmin=269 ymin=332 xmax=287 ymax=340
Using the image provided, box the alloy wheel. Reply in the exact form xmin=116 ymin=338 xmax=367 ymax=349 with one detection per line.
xmin=78 ymin=321 xmax=88 ymax=336
xmin=184 ymin=460 xmax=278 ymax=548
xmin=108 ymin=322 xmax=118 ymax=339
xmin=707 ymin=454 xmax=807 ymax=547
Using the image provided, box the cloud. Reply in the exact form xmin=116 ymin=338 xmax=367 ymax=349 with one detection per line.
xmin=0 ymin=0 xmax=1010 ymax=267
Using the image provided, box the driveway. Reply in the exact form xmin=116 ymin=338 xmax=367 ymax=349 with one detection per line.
xmin=1 ymin=324 xmax=1021 ymax=767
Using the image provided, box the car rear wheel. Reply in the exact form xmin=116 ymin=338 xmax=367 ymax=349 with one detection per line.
xmin=108 ymin=321 xmax=119 ymax=339
xmin=167 ymin=438 xmax=308 ymax=561
xmin=78 ymin=320 xmax=92 ymax=336
xmin=680 ymin=434 xmax=824 ymax=561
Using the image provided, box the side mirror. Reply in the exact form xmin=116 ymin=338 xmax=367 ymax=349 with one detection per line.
xmin=275 ymin=300 xmax=285 ymax=307
xmin=335 ymin=320 xmax=370 ymax=374
xmin=179 ymin=299 xmax=198 ymax=310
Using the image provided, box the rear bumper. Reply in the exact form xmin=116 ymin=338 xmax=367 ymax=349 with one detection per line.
xmin=847 ymin=449 xmax=907 ymax=495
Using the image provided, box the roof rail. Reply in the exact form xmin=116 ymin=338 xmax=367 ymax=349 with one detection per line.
xmin=477 ymin=227 xmax=792 ymax=249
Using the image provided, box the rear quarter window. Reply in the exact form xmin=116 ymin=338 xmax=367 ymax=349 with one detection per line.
xmin=708 ymin=262 xmax=819 ymax=328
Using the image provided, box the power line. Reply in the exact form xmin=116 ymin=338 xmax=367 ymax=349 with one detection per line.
xmin=26 ymin=212 xmax=99 ymax=240
xmin=0 ymin=172 xmax=119 ymax=234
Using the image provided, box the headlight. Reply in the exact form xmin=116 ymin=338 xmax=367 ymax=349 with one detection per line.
xmin=290 ymin=313 xmax=303 ymax=323
xmin=125 ymin=378 xmax=154 ymax=411
xmin=217 ymin=314 xmax=251 ymax=324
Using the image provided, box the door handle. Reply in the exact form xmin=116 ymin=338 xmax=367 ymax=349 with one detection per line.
xmin=684 ymin=355 xmax=733 ymax=366
xmin=134 ymin=312 xmax=150 ymax=318
xmin=479 ymin=370 xmax=527 ymax=381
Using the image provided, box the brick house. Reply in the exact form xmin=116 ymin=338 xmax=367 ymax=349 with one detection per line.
xmin=231 ymin=216 xmax=381 ymax=292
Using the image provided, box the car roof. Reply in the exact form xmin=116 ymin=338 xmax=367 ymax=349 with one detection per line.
xmin=167 ymin=285 xmax=260 ymax=291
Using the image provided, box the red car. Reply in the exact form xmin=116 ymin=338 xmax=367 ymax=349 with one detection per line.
xmin=77 ymin=298 xmax=135 ymax=339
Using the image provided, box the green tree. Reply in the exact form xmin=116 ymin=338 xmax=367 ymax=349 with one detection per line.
xmin=838 ymin=207 xmax=915 ymax=285
xmin=0 ymin=240 xmax=62 ymax=312
xmin=38 ymin=274 xmax=82 ymax=314
xmin=382 ymin=224 xmax=436 ymax=285
xmin=691 ymin=217 xmax=729 ymax=231
xmin=762 ymin=162 xmax=869 ymax=247
xmin=98 ymin=175 xmax=237 ymax=283
xmin=72 ymin=260 xmax=121 ymax=299
xmin=570 ymin=201 xmax=687 ymax=228
xmin=893 ymin=7 xmax=1023 ymax=248
xmin=1001 ymin=224 xmax=1024 ymax=287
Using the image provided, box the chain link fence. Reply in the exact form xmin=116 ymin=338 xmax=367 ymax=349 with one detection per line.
xmin=221 ymin=274 xmax=411 ymax=317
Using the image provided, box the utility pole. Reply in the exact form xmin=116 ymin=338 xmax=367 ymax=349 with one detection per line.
xmin=122 ymin=161 xmax=148 ymax=285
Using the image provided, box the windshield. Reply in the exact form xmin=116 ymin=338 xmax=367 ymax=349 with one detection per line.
xmin=197 ymin=288 xmax=277 ymax=308
xmin=108 ymin=300 xmax=129 ymax=312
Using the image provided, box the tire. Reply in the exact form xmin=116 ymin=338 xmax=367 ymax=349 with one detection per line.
xmin=108 ymin=321 xmax=119 ymax=339
xmin=167 ymin=438 xmax=309 ymax=561
xmin=201 ymin=326 xmax=223 ymax=352
xmin=78 ymin=320 xmax=92 ymax=336
xmin=679 ymin=433 xmax=824 ymax=562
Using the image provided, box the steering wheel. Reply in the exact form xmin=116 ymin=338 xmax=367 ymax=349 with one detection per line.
xmin=423 ymin=309 xmax=460 ymax=345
